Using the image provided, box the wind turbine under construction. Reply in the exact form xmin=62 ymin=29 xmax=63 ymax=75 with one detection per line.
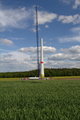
xmin=36 ymin=6 xmax=44 ymax=78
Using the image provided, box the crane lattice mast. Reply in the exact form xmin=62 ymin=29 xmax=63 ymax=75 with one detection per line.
xmin=36 ymin=6 xmax=39 ymax=77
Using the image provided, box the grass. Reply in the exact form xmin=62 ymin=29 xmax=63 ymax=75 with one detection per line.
xmin=54 ymin=76 xmax=80 ymax=79
xmin=0 ymin=78 xmax=21 ymax=81
xmin=0 ymin=76 xmax=80 ymax=81
xmin=0 ymin=79 xmax=80 ymax=119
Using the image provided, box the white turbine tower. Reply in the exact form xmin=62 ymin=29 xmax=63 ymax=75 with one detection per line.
xmin=40 ymin=38 xmax=44 ymax=78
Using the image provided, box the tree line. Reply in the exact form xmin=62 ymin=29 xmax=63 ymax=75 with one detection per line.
xmin=0 ymin=68 xmax=80 ymax=78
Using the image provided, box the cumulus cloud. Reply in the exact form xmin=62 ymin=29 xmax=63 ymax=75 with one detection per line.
xmin=68 ymin=45 xmax=80 ymax=54
xmin=0 ymin=52 xmax=75 ymax=72
xmin=60 ymin=45 xmax=80 ymax=54
xmin=45 ymin=25 xmax=49 ymax=28
xmin=31 ymin=28 xmax=36 ymax=32
xmin=2 ymin=53 xmax=12 ymax=57
xmin=1 ymin=53 xmax=80 ymax=72
xmin=48 ymin=53 xmax=80 ymax=61
xmin=21 ymin=7 xmax=26 ymax=11
xmin=58 ymin=14 xmax=80 ymax=24
xmin=0 ymin=51 xmax=37 ymax=72
xmin=0 ymin=38 xmax=13 ymax=45
xmin=48 ymin=45 xmax=80 ymax=61
xmin=0 ymin=57 xmax=37 ymax=72
xmin=60 ymin=0 xmax=71 ymax=4
xmin=18 ymin=46 xmax=56 ymax=54
xmin=30 ymin=27 xmax=40 ymax=32
xmin=34 ymin=11 xmax=57 ymax=25
xmin=59 ymin=26 xmax=80 ymax=43
xmin=43 ymin=46 xmax=56 ymax=54
xmin=0 ymin=28 xmax=5 ymax=32
xmin=24 ymin=55 xmax=37 ymax=61
xmin=59 ymin=36 xmax=80 ymax=42
xmin=0 ymin=7 xmax=33 ymax=31
xmin=45 ymin=60 xmax=76 ymax=68
xmin=19 ymin=47 xmax=37 ymax=53
xmin=2 ymin=45 xmax=80 ymax=72
xmin=0 ymin=6 xmax=58 ymax=31
xmin=71 ymin=26 xmax=80 ymax=33
xmin=10 ymin=38 xmax=24 ymax=40
xmin=73 ymin=0 xmax=80 ymax=9
xmin=60 ymin=0 xmax=80 ymax=9
xmin=69 ymin=55 xmax=80 ymax=61
xmin=48 ymin=53 xmax=68 ymax=60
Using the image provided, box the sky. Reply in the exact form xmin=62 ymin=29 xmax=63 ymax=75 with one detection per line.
xmin=0 ymin=0 xmax=80 ymax=72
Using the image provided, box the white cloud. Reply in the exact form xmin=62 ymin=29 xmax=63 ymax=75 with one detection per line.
xmin=69 ymin=45 xmax=80 ymax=54
xmin=24 ymin=55 xmax=37 ymax=61
xmin=73 ymin=0 xmax=80 ymax=9
xmin=60 ymin=0 xmax=71 ymax=4
xmin=58 ymin=14 xmax=80 ymax=24
xmin=30 ymin=27 xmax=40 ymax=32
xmin=10 ymin=38 xmax=24 ymax=40
xmin=31 ymin=28 xmax=36 ymax=32
xmin=0 ymin=57 xmax=37 ymax=72
xmin=60 ymin=45 xmax=80 ymax=54
xmin=60 ymin=0 xmax=80 ymax=9
xmin=59 ymin=36 xmax=80 ymax=42
xmin=71 ymin=26 xmax=80 ymax=33
xmin=58 ymin=26 xmax=80 ymax=43
xmin=0 ymin=28 xmax=5 ymax=32
xmin=19 ymin=47 xmax=37 ymax=53
xmin=1 ymin=45 xmax=80 ymax=72
xmin=10 ymin=51 xmax=30 ymax=62
xmin=0 ymin=38 xmax=13 ymax=45
xmin=45 ymin=25 xmax=49 ymax=28
xmin=43 ymin=46 xmax=56 ymax=53
xmin=18 ymin=46 xmax=56 ymax=54
xmin=69 ymin=55 xmax=80 ymax=61
xmin=2 ymin=53 xmax=12 ymax=57
xmin=48 ymin=53 xmax=68 ymax=60
xmin=45 ymin=60 xmax=76 ymax=68
xmin=0 ymin=7 xmax=33 ymax=31
xmin=48 ymin=45 xmax=80 ymax=61
xmin=30 ymin=55 xmax=37 ymax=61
xmin=0 ymin=51 xmax=38 ymax=72
xmin=48 ymin=52 xmax=80 ymax=61
xmin=0 ymin=48 xmax=7 ymax=51
xmin=0 ymin=51 xmax=77 ymax=72
xmin=21 ymin=7 xmax=26 ymax=11
xmin=1 ymin=57 xmax=80 ymax=72
xmin=34 ymin=11 xmax=57 ymax=25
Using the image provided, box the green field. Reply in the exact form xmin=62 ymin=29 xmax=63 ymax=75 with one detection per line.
xmin=0 ymin=76 xmax=80 ymax=81
xmin=54 ymin=76 xmax=80 ymax=78
xmin=0 ymin=78 xmax=21 ymax=81
xmin=0 ymin=79 xmax=80 ymax=120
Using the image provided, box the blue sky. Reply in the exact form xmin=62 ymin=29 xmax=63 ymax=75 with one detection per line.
xmin=1 ymin=0 xmax=80 ymax=72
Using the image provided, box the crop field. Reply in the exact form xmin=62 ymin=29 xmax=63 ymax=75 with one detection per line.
xmin=0 ymin=78 xmax=80 ymax=120
xmin=0 ymin=78 xmax=21 ymax=81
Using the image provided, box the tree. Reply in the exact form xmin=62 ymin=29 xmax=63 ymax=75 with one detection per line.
xmin=67 ymin=70 xmax=73 ymax=76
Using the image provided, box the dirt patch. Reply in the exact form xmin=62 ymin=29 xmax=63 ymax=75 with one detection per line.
xmin=55 ymin=78 xmax=80 ymax=80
